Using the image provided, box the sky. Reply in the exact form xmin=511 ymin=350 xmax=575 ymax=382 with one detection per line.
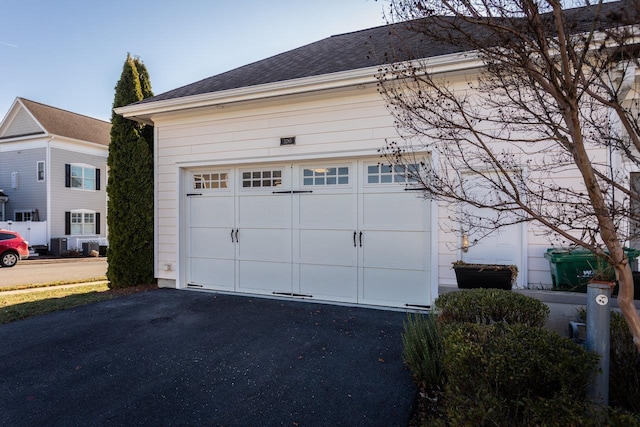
xmin=0 ymin=0 xmax=389 ymax=122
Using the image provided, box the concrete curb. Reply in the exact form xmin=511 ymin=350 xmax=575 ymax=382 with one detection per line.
xmin=20 ymin=256 xmax=106 ymax=265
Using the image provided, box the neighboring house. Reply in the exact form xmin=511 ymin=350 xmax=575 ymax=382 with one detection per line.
xmin=0 ymin=98 xmax=110 ymax=254
xmin=116 ymin=3 xmax=637 ymax=308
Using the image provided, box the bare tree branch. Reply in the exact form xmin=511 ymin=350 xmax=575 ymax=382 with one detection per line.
xmin=378 ymin=0 xmax=640 ymax=349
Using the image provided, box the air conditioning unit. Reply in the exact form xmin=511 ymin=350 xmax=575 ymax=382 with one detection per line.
xmin=50 ymin=237 xmax=68 ymax=257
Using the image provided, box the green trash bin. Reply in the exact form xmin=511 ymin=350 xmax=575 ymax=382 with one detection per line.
xmin=544 ymin=248 xmax=640 ymax=291
xmin=544 ymin=249 xmax=593 ymax=291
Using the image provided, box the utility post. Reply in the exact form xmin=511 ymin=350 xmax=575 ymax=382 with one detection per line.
xmin=586 ymin=282 xmax=611 ymax=406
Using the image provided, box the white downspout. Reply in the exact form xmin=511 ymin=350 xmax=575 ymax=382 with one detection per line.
xmin=46 ymin=137 xmax=53 ymax=247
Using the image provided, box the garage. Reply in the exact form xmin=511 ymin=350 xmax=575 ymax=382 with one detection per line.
xmin=184 ymin=158 xmax=432 ymax=308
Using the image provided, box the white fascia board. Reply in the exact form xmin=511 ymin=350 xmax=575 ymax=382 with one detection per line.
xmin=115 ymin=51 xmax=483 ymax=123
xmin=0 ymin=137 xmax=49 ymax=152
xmin=0 ymin=132 xmax=48 ymax=145
xmin=49 ymin=135 xmax=109 ymax=157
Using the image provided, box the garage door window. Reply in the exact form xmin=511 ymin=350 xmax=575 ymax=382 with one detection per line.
xmin=367 ymin=163 xmax=420 ymax=184
xmin=242 ymin=170 xmax=282 ymax=188
xmin=302 ymin=167 xmax=349 ymax=186
xmin=194 ymin=172 xmax=228 ymax=190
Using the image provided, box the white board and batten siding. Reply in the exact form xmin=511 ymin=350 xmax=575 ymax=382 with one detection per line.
xmin=152 ymin=88 xmax=438 ymax=308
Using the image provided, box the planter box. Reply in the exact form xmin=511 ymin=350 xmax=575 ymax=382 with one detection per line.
xmin=453 ymin=264 xmax=516 ymax=290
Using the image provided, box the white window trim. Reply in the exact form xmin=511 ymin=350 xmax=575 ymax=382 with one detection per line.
xmin=37 ymin=161 xmax=45 ymax=182
xmin=365 ymin=162 xmax=421 ymax=186
xmin=70 ymin=163 xmax=96 ymax=191
xmin=70 ymin=209 xmax=96 ymax=236
xmin=302 ymin=165 xmax=350 ymax=187
xmin=240 ymin=168 xmax=283 ymax=189
xmin=193 ymin=170 xmax=230 ymax=191
xmin=14 ymin=210 xmax=33 ymax=222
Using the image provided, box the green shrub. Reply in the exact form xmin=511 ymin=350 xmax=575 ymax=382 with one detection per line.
xmin=598 ymin=409 xmax=640 ymax=427
xmin=442 ymin=323 xmax=599 ymax=427
xmin=609 ymin=311 xmax=640 ymax=413
xmin=577 ymin=309 xmax=640 ymax=414
xmin=402 ymin=313 xmax=444 ymax=394
xmin=435 ymin=289 xmax=550 ymax=327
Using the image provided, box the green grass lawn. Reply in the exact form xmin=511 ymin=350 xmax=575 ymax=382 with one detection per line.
xmin=1 ymin=277 xmax=107 ymax=292
xmin=0 ymin=282 xmax=156 ymax=325
xmin=0 ymin=284 xmax=113 ymax=324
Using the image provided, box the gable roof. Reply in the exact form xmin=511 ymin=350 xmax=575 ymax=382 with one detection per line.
xmin=1 ymin=98 xmax=111 ymax=146
xmin=138 ymin=0 xmax=635 ymax=106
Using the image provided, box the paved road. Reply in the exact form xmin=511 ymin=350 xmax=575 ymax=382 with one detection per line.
xmin=0 ymin=257 xmax=107 ymax=287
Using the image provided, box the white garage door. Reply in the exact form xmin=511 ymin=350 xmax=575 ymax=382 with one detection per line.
xmin=185 ymin=159 xmax=431 ymax=308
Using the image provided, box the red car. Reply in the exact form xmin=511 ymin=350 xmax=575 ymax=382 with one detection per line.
xmin=0 ymin=229 xmax=29 ymax=267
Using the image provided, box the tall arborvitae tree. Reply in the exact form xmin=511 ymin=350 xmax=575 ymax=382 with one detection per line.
xmin=107 ymin=54 xmax=155 ymax=288
xmin=134 ymin=56 xmax=154 ymax=154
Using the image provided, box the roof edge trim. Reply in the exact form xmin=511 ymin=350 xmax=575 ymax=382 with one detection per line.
xmin=116 ymin=51 xmax=482 ymax=122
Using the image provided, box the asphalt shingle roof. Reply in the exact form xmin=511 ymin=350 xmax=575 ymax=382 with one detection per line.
xmin=18 ymin=98 xmax=111 ymax=146
xmin=139 ymin=20 xmax=460 ymax=104
xmin=139 ymin=1 xmax=635 ymax=105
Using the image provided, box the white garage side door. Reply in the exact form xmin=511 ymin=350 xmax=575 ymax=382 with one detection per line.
xmin=186 ymin=170 xmax=236 ymax=290
xmin=460 ymin=172 xmax=524 ymax=287
xmin=358 ymin=162 xmax=431 ymax=308
xmin=293 ymin=163 xmax=358 ymax=302
xmin=236 ymin=166 xmax=293 ymax=296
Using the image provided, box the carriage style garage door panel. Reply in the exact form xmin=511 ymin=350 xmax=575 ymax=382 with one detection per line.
xmin=185 ymin=159 xmax=431 ymax=308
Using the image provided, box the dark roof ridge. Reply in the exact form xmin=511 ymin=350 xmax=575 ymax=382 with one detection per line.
xmin=328 ymin=20 xmax=394 ymax=38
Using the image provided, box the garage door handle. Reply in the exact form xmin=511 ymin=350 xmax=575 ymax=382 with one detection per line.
xmin=353 ymin=231 xmax=357 ymax=247
xmin=359 ymin=231 xmax=363 ymax=247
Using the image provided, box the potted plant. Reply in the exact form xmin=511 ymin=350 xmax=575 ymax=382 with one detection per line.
xmin=583 ymin=257 xmax=640 ymax=299
xmin=591 ymin=258 xmax=640 ymax=300
xmin=452 ymin=261 xmax=518 ymax=290
xmin=584 ymin=258 xmax=616 ymax=286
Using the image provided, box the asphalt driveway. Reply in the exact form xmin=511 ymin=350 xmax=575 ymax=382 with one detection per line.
xmin=0 ymin=289 xmax=416 ymax=426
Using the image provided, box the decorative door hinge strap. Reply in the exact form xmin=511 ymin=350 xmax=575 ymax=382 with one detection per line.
xmin=272 ymin=190 xmax=314 ymax=194
xmin=405 ymin=304 xmax=431 ymax=309
xmin=273 ymin=291 xmax=313 ymax=298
